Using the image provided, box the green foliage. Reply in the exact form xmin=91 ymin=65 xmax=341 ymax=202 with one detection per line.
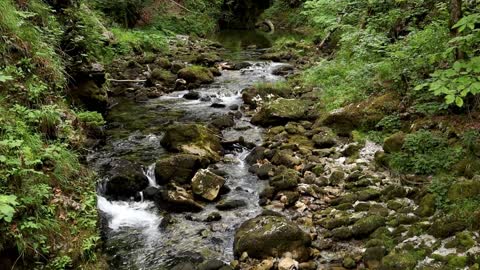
xmin=375 ymin=115 xmax=401 ymax=133
xmin=0 ymin=195 xmax=18 ymax=222
xmin=418 ymin=57 xmax=480 ymax=107
xmin=389 ymin=130 xmax=462 ymax=175
xmin=49 ymin=255 xmax=73 ymax=270
xmin=91 ymin=0 xmax=149 ymax=27
xmin=429 ymin=175 xmax=455 ymax=209
xmin=111 ymin=27 xmax=168 ymax=55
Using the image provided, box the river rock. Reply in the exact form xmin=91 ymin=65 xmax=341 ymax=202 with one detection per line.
xmin=210 ymin=114 xmax=235 ymax=130
xmin=270 ymin=168 xmax=300 ymax=192
xmin=271 ymin=149 xmax=302 ymax=167
xmin=161 ymin=123 xmax=223 ymax=161
xmin=177 ymin=66 xmax=214 ymax=85
xmin=157 ymin=185 xmax=203 ymax=213
xmin=272 ymin=64 xmax=294 ymax=76
xmin=155 ymin=154 xmax=209 ymax=185
xmin=251 ymin=98 xmax=314 ymax=127
xmin=216 ymin=199 xmax=247 ymax=210
xmin=183 ymin=91 xmax=201 ymax=100
xmin=233 ymin=215 xmax=311 ymax=261
xmin=246 ymin=146 xmax=266 ymax=165
xmin=312 ymin=127 xmax=337 ymax=148
xmin=105 ymin=159 xmax=149 ymax=200
xmin=351 ymin=215 xmax=385 ymax=238
xmin=191 ymin=169 xmax=225 ymax=201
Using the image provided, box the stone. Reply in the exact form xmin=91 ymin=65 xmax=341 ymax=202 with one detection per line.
xmin=312 ymin=127 xmax=337 ymax=148
xmin=155 ymin=154 xmax=208 ymax=185
xmin=272 ymin=64 xmax=294 ymax=76
xmin=447 ymin=179 xmax=480 ymax=202
xmin=105 ymin=159 xmax=149 ymax=200
xmin=177 ymin=66 xmax=214 ymax=84
xmin=161 ymin=123 xmax=223 ymax=161
xmin=183 ymin=91 xmax=201 ymax=100
xmin=204 ymin=212 xmax=222 ymax=222
xmin=191 ymin=169 xmax=225 ymax=201
xmin=198 ymin=259 xmax=226 ymax=270
xmin=351 ymin=215 xmax=385 ymax=238
xmin=278 ymin=257 xmax=298 ymax=270
xmin=210 ymin=114 xmax=235 ymax=130
xmin=343 ymin=257 xmax=356 ymax=269
xmin=151 ymin=68 xmax=176 ymax=84
xmin=329 ymin=170 xmax=345 ymax=185
xmin=381 ymin=251 xmax=418 ymax=270
xmin=429 ymin=216 xmax=467 ymax=238
xmin=270 ymin=168 xmax=300 ymax=192
xmin=271 ymin=149 xmax=301 ymax=167
xmin=363 ymin=246 xmax=386 ymax=269
xmin=331 ymin=226 xmax=353 ymax=240
xmin=383 ymin=131 xmax=406 ymax=153
xmin=415 ymin=193 xmax=436 ymax=217
xmin=251 ymin=98 xmax=314 ymax=127
xmin=253 ymin=259 xmax=274 ymax=270
xmin=234 ymin=215 xmax=311 ymax=261
xmin=156 ymin=185 xmax=204 ymax=213
xmin=246 ymin=147 xmax=266 ymax=165
xmin=216 ymin=199 xmax=247 ymax=210
xmin=194 ymin=53 xmax=222 ymax=67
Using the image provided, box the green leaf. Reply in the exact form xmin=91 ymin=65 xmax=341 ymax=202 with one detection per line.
xmin=0 ymin=155 xmax=6 ymax=163
xmin=455 ymin=97 xmax=464 ymax=107
xmin=0 ymin=195 xmax=18 ymax=223
xmin=445 ymin=95 xmax=455 ymax=104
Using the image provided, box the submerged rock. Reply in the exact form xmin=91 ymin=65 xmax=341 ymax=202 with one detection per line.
xmin=161 ymin=123 xmax=223 ymax=161
xmin=191 ymin=169 xmax=225 ymax=201
xmin=216 ymin=199 xmax=247 ymax=210
xmin=183 ymin=91 xmax=201 ymax=100
xmin=233 ymin=215 xmax=311 ymax=261
xmin=251 ymin=98 xmax=314 ymax=127
xmin=155 ymin=154 xmax=209 ymax=185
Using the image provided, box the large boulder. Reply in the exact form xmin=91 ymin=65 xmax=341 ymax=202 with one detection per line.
xmin=447 ymin=178 xmax=480 ymax=202
xmin=161 ymin=123 xmax=223 ymax=161
xmin=105 ymin=159 xmax=149 ymax=200
xmin=251 ymin=98 xmax=314 ymax=127
xmin=191 ymin=169 xmax=225 ymax=201
xmin=177 ymin=66 xmax=214 ymax=85
xmin=383 ymin=131 xmax=406 ymax=153
xmin=233 ymin=215 xmax=311 ymax=261
xmin=319 ymin=92 xmax=401 ymax=135
xmin=155 ymin=154 xmax=209 ymax=185
xmin=156 ymin=185 xmax=204 ymax=213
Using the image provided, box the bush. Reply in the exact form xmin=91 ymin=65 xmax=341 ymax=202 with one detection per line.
xmin=389 ymin=130 xmax=462 ymax=175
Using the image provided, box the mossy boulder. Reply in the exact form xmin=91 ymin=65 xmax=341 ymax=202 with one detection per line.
xmin=269 ymin=168 xmax=300 ymax=192
xmin=320 ymin=92 xmax=401 ymax=135
xmin=429 ymin=216 xmax=467 ymax=238
xmin=233 ymin=215 xmax=311 ymax=261
xmin=271 ymin=149 xmax=301 ymax=167
xmin=191 ymin=169 xmax=225 ymax=201
xmin=351 ymin=215 xmax=386 ymax=238
xmin=312 ymin=127 xmax=337 ymax=148
xmin=161 ymin=123 xmax=223 ymax=161
xmin=155 ymin=154 xmax=209 ymax=185
xmin=447 ymin=179 xmax=480 ymax=202
xmin=251 ymin=98 xmax=315 ymax=127
xmin=177 ymin=66 xmax=214 ymax=85
xmin=381 ymin=251 xmax=418 ymax=270
xmin=151 ymin=68 xmax=176 ymax=85
xmin=383 ymin=132 xmax=406 ymax=153
xmin=415 ymin=193 xmax=436 ymax=217
xmin=194 ymin=53 xmax=222 ymax=67
xmin=105 ymin=159 xmax=149 ymax=200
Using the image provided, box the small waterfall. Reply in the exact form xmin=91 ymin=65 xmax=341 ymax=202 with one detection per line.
xmin=144 ymin=163 xmax=158 ymax=187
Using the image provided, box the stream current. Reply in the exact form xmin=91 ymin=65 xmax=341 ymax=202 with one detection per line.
xmin=90 ymin=31 xmax=288 ymax=269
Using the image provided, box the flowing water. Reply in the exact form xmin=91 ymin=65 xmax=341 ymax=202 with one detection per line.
xmin=90 ymin=31 xmax=289 ymax=269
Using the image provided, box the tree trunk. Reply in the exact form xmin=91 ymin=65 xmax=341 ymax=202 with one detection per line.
xmin=450 ymin=0 xmax=464 ymax=59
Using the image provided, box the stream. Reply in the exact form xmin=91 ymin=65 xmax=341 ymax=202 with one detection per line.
xmin=89 ymin=30 xmax=289 ymax=269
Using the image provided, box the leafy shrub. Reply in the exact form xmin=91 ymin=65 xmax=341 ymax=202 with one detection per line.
xmin=77 ymin=111 xmax=106 ymax=127
xmin=389 ymin=130 xmax=462 ymax=175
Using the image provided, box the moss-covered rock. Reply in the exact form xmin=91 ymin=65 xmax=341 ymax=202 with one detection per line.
xmin=161 ymin=123 xmax=223 ymax=161
xmin=381 ymin=251 xmax=418 ymax=270
xmin=447 ymin=179 xmax=480 ymax=202
xmin=269 ymin=168 xmax=300 ymax=192
xmin=191 ymin=169 xmax=225 ymax=201
xmin=383 ymin=131 xmax=406 ymax=153
xmin=415 ymin=193 xmax=436 ymax=217
xmin=251 ymin=98 xmax=315 ymax=127
xmin=351 ymin=215 xmax=386 ymax=238
xmin=429 ymin=216 xmax=467 ymax=238
xmin=151 ymin=68 xmax=176 ymax=85
xmin=177 ymin=66 xmax=214 ymax=84
xmin=312 ymin=127 xmax=337 ymax=148
xmin=271 ymin=149 xmax=301 ymax=167
xmin=233 ymin=215 xmax=311 ymax=261
xmin=155 ymin=154 xmax=209 ymax=185
xmin=319 ymin=92 xmax=401 ymax=135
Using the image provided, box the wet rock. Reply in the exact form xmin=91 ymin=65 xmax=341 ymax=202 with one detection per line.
xmin=191 ymin=169 xmax=225 ymax=201
xmin=251 ymin=98 xmax=314 ymax=127
xmin=246 ymin=147 xmax=266 ymax=165
xmin=157 ymin=185 xmax=203 ymax=213
xmin=234 ymin=215 xmax=311 ymax=261
xmin=209 ymin=67 xmax=222 ymax=77
xmin=229 ymin=104 xmax=239 ymax=111
xmin=383 ymin=131 xmax=406 ymax=153
xmin=183 ymin=91 xmax=201 ymax=100
xmin=204 ymin=212 xmax=222 ymax=222
xmin=172 ymin=262 xmax=196 ymax=270
xmin=343 ymin=257 xmax=356 ymax=269
xmin=381 ymin=251 xmax=418 ymax=270
xmin=142 ymin=186 xmax=160 ymax=201
xmin=351 ymin=215 xmax=385 ymax=238
xmin=155 ymin=154 xmax=208 ymax=185
xmin=211 ymin=103 xmax=226 ymax=108
xmin=216 ymin=199 xmax=247 ymax=210
xmin=178 ymin=66 xmax=214 ymax=85
xmin=429 ymin=216 xmax=467 ymax=238
xmin=270 ymin=168 xmax=300 ymax=192
xmin=254 ymin=163 xmax=275 ymax=180
xmin=161 ymin=123 xmax=223 ymax=161
xmin=105 ymin=160 xmax=149 ymax=200
xmin=278 ymin=190 xmax=300 ymax=206
xmin=298 ymin=261 xmax=316 ymax=270
xmin=363 ymin=246 xmax=386 ymax=269
xmin=271 ymin=149 xmax=301 ymax=167
xmin=272 ymin=64 xmax=294 ymax=76
xmin=210 ymin=114 xmax=235 ymax=130
xmin=233 ymin=62 xmax=252 ymax=70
